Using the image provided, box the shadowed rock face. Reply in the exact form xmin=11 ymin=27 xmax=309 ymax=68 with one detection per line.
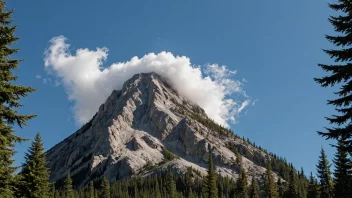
xmin=46 ymin=72 xmax=277 ymax=188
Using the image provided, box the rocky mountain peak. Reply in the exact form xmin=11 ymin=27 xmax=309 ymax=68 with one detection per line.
xmin=46 ymin=72 xmax=278 ymax=188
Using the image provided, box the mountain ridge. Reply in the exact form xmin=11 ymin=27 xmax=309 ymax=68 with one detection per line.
xmin=46 ymin=72 xmax=283 ymax=189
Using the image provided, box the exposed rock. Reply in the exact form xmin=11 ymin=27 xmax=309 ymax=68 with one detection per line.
xmin=46 ymin=72 xmax=280 ymax=188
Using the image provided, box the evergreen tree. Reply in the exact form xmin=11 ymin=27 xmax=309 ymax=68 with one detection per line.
xmin=188 ymin=189 xmax=196 ymax=198
xmin=286 ymin=167 xmax=298 ymax=198
xmin=101 ymin=177 xmax=110 ymax=198
xmin=314 ymin=0 xmax=352 ymax=152
xmin=307 ymin=172 xmax=319 ymax=198
xmin=20 ymin=132 xmax=51 ymax=198
xmin=264 ymin=163 xmax=278 ymax=198
xmin=94 ymin=190 xmax=98 ymax=198
xmin=73 ymin=190 xmax=79 ymax=198
xmin=332 ymin=138 xmax=352 ymax=198
xmin=54 ymin=190 xmax=60 ymax=198
xmin=297 ymin=167 xmax=308 ymax=198
xmin=0 ymin=0 xmax=36 ymax=197
xmin=316 ymin=148 xmax=333 ymax=198
xmin=248 ymin=177 xmax=259 ymax=198
xmin=206 ymin=149 xmax=218 ymax=198
xmin=235 ymin=168 xmax=248 ymax=198
xmin=166 ymin=170 xmax=176 ymax=198
xmin=49 ymin=183 xmax=55 ymax=198
xmin=155 ymin=178 xmax=162 ymax=198
xmin=63 ymin=172 xmax=74 ymax=198
xmin=89 ymin=181 xmax=94 ymax=198
xmin=277 ymin=178 xmax=285 ymax=198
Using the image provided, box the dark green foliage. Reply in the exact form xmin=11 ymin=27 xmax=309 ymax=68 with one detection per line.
xmin=20 ymin=132 xmax=51 ymax=198
xmin=162 ymin=147 xmax=176 ymax=161
xmin=54 ymin=190 xmax=60 ymax=198
xmin=63 ymin=172 xmax=74 ymax=198
xmin=316 ymin=148 xmax=333 ymax=198
xmin=235 ymin=168 xmax=248 ymax=198
xmin=101 ymin=177 xmax=111 ymax=198
xmin=277 ymin=178 xmax=285 ymax=198
xmin=307 ymin=172 xmax=319 ymax=198
xmin=206 ymin=150 xmax=218 ymax=198
xmin=263 ymin=163 xmax=278 ymax=198
xmin=297 ymin=168 xmax=308 ymax=198
xmin=0 ymin=0 xmax=36 ymax=197
xmin=89 ymin=181 xmax=95 ymax=198
xmin=248 ymin=177 xmax=259 ymax=198
xmin=286 ymin=166 xmax=299 ymax=198
xmin=314 ymin=0 xmax=352 ymax=152
xmin=332 ymin=138 xmax=352 ymax=197
xmin=49 ymin=183 xmax=55 ymax=198
xmin=166 ymin=170 xmax=177 ymax=198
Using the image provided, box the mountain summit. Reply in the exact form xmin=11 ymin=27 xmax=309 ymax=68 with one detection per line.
xmin=46 ymin=72 xmax=278 ymax=188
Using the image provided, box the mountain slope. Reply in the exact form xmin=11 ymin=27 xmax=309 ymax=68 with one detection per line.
xmin=46 ymin=72 xmax=278 ymax=188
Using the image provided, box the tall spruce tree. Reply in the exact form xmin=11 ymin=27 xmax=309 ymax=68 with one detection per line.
xmin=316 ymin=148 xmax=333 ymax=198
xmin=0 ymin=0 xmax=36 ymax=197
xmin=248 ymin=177 xmax=259 ymax=198
xmin=166 ymin=170 xmax=176 ymax=198
xmin=20 ymin=132 xmax=51 ymax=198
xmin=89 ymin=181 xmax=94 ymax=198
xmin=101 ymin=177 xmax=110 ymax=198
xmin=63 ymin=172 xmax=74 ymax=198
xmin=235 ymin=168 xmax=248 ymax=198
xmin=332 ymin=137 xmax=352 ymax=198
xmin=286 ymin=166 xmax=299 ymax=198
xmin=264 ymin=163 xmax=278 ymax=198
xmin=206 ymin=149 xmax=218 ymax=198
xmin=277 ymin=178 xmax=285 ymax=198
xmin=307 ymin=172 xmax=319 ymax=198
xmin=54 ymin=190 xmax=60 ymax=198
xmin=314 ymin=0 xmax=352 ymax=152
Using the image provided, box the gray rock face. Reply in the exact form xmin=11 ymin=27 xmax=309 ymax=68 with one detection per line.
xmin=46 ymin=72 xmax=278 ymax=188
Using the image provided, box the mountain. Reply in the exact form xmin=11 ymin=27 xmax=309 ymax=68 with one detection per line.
xmin=46 ymin=72 xmax=281 ymax=188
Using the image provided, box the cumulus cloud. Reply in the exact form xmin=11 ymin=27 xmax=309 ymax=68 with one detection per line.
xmin=44 ymin=36 xmax=251 ymax=127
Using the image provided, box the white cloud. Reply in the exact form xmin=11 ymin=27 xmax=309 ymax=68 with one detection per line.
xmin=36 ymin=74 xmax=42 ymax=79
xmin=44 ymin=36 xmax=251 ymax=127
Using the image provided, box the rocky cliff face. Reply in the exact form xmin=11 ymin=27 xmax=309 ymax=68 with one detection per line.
xmin=46 ymin=72 xmax=277 ymax=188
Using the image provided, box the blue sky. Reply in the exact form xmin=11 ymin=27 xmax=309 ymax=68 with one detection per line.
xmin=10 ymin=0 xmax=337 ymax=175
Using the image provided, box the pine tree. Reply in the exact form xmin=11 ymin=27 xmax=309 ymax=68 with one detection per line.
xmin=166 ymin=170 xmax=176 ymax=198
xmin=206 ymin=149 xmax=218 ymax=198
xmin=286 ymin=167 xmax=299 ymax=198
xmin=235 ymin=168 xmax=248 ymax=198
xmin=297 ymin=167 xmax=308 ymax=198
xmin=316 ymin=148 xmax=333 ymax=198
xmin=248 ymin=177 xmax=259 ymax=198
xmin=20 ymin=132 xmax=51 ymax=198
xmin=54 ymin=190 xmax=60 ymax=198
xmin=307 ymin=172 xmax=319 ymax=198
xmin=332 ymin=138 xmax=352 ymax=198
xmin=89 ymin=181 xmax=94 ymax=198
xmin=314 ymin=0 xmax=352 ymax=152
xmin=264 ymin=163 xmax=278 ymax=198
xmin=188 ymin=189 xmax=196 ymax=198
xmin=101 ymin=177 xmax=110 ymax=198
xmin=0 ymin=0 xmax=36 ymax=197
xmin=49 ymin=183 xmax=55 ymax=198
xmin=73 ymin=190 xmax=79 ymax=198
xmin=63 ymin=172 xmax=74 ymax=198
xmin=277 ymin=178 xmax=285 ymax=198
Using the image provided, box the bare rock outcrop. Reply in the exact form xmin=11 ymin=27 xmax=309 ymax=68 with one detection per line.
xmin=46 ymin=72 xmax=279 ymax=188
